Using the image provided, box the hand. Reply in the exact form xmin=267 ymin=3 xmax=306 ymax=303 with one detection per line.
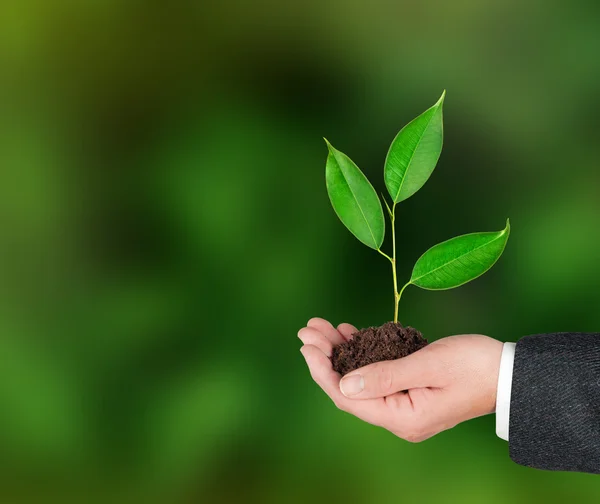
xmin=298 ymin=318 xmax=503 ymax=442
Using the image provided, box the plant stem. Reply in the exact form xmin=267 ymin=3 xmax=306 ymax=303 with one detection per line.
xmin=377 ymin=249 xmax=393 ymax=262
xmin=379 ymin=202 xmax=409 ymax=323
xmin=396 ymin=281 xmax=411 ymax=319
xmin=391 ymin=203 xmax=399 ymax=323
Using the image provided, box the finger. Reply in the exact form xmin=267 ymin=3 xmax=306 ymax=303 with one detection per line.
xmin=369 ymin=387 xmax=443 ymax=443
xmin=298 ymin=327 xmax=333 ymax=357
xmin=388 ymin=388 xmax=461 ymax=441
xmin=337 ymin=323 xmax=358 ymax=341
xmin=300 ymin=344 xmax=389 ymax=425
xmin=339 ymin=349 xmax=444 ymax=399
xmin=307 ymin=317 xmax=345 ymax=345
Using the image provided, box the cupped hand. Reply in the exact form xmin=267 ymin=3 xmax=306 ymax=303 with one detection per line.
xmin=298 ymin=318 xmax=503 ymax=442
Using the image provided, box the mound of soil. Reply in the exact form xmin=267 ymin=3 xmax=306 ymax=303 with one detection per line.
xmin=331 ymin=322 xmax=428 ymax=376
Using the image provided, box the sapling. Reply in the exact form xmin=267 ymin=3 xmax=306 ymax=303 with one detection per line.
xmin=324 ymin=91 xmax=510 ymax=375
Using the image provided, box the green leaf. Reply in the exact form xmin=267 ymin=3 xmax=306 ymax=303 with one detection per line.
xmin=325 ymin=139 xmax=385 ymax=249
xmin=385 ymin=91 xmax=445 ymax=203
xmin=410 ymin=219 xmax=510 ymax=290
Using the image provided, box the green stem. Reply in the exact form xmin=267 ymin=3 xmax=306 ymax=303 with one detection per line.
xmin=396 ymin=281 xmax=411 ymax=321
xmin=377 ymin=249 xmax=393 ymax=262
xmin=380 ymin=202 xmax=410 ymax=323
xmin=391 ymin=204 xmax=399 ymax=322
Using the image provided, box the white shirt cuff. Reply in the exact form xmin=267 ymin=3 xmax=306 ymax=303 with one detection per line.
xmin=495 ymin=342 xmax=516 ymax=441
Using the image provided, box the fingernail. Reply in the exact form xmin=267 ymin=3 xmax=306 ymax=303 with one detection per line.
xmin=340 ymin=374 xmax=364 ymax=397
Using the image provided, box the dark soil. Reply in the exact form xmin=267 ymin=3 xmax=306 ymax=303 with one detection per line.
xmin=331 ymin=322 xmax=428 ymax=376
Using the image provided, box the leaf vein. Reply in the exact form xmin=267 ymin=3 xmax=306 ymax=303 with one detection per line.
xmin=334 ymin=151 xmax=378 ymax=247
xmin=412 ymin=231 xmax=506 ymax=284
xmin=394 ymin=110 xmax=437 ymax=202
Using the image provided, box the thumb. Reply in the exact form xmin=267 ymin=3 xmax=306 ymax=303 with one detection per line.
xmin=339 ymin=350 xmax=442 ymax=399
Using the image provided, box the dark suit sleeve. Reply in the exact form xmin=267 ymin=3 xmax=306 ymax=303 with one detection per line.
xmin=509 ymin=332 xmax=600 ymax=473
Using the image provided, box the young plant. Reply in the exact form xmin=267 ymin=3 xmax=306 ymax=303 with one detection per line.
xmin=325 ymin=91 xmax=510 ymax=323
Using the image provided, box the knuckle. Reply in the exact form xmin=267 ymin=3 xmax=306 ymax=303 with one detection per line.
xmin=377 ymin=365 xmax=395 ymax=394
xmin=404 ymin=433 xmax=423 ymax=444
xmin=383 ymin=393 xmax=402 ymax=410
xmin=329 ymin=394 xmax=343 ymax=410
xmin=401 ymin=427 xmax=425 ymax=443
xmin=332 ymin=398 xmax=345 ymax=411
xmin=394 ymin=418 xmax=425 ymax=443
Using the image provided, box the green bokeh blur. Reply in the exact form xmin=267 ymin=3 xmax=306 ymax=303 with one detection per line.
xmin=2 ymin=0 xmax=600 ymax=502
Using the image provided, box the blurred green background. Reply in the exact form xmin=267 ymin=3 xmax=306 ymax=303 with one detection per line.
xmin=1 ymin=0 xmax=600 ymax=502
